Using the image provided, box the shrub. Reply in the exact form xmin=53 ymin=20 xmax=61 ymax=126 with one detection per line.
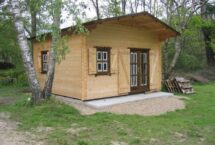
xmin=0 ymin=76 xmax=16 ymax=86
xmin=17 ymin=72 xmax=29 ymax=87
xmin=176 ymin=53 xmax=202 ymax=71
xmin=0 ymin=69 xmax=29 ymax=87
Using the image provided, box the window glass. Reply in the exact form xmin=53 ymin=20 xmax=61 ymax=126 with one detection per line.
xmin=103 ymin=62 xmax=107 ymax=71
xmin=43 ymin=63 xmax=48 ymax=71
xmin=134 ymin=53 xmax=137 ymax=63
xmin=143 ymin=53 xmax=147 ymax=63
xmin=103 ymin=52 xmax=107 ymax=60
xmin=43 ymin=54 xmax=47 ymax=62
xmin=97 ymin=62 xmax=103 ymax=72
xmin=97 ymin=51 xmax=102 ymax=60
xmin=134 ymin=75 xmax=137 ymax=86
xmin=41 ymin=51 xmax=48 ymax=73
xmin=96 ymin=48 xmax=110 ymax=75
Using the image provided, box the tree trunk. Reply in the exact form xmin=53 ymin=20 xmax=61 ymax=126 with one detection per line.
xmin=30 ymin=11 xmax=37 ymax=38
xmin=201 ymin=0 xmax=215 ymax=66
xmin=91 ymin=0 xmax=100 ymax=19
xmin=29 ymin=11 xmax=37 ymax=58
xmin=121 ymin=0 xmax=126 ymax=15
xmin=202 ymin=29 xmax=215 ymax=65
xmin=141 ymin=0 xmax=146 ymax=11
xmin=163 ymin=41 xmax=170 ymax=79
xmin=10 ymin=0 xmax=42 ymax=103
xmin=95 ymin=0 xmax=100 ymax=19
xmin=168 ymin=37 xmax=181 ymax=73
xmin=42 ymin=0 xmax=61 ymax=99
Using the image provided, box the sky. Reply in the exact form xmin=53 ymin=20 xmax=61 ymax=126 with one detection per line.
xmin=59 ymin=0 xmax=215 ymax=29
xmin=61 ymin=0 xmax=96 ymax=28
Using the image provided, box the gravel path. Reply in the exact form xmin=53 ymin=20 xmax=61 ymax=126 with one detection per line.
xmin=56 ymin=96 xmax=186 ymax=116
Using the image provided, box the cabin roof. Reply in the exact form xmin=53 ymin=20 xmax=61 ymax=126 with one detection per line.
xmin=82 ymin=11 xmax=180 ymax=40
xmin=31 ymin=11 xmax=180 ymax=41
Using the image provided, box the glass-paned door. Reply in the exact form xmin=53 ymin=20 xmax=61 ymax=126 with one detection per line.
xmin=130 ymin=49 xmax=149 ymax=93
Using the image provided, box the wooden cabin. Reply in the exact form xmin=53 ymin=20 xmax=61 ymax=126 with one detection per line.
xmin=33 ymin=12 xmax=179 ymax=100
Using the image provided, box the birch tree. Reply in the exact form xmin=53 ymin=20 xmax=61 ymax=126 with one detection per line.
xmin=43 ymin=0 xmax=62 ymax=98
xmin=10 ymin=0 xmax=43 ymax=103
xmin=10 ymin=0 xmax=63 ymax=103
xmin=9 ymin=0 xmax=87 ymax=103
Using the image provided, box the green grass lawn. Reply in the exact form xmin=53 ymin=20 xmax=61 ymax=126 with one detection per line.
xmin=0 ymin=83 xmax=215 ymax=145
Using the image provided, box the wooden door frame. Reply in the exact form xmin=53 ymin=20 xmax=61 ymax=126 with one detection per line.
xmin=129 ymin=48 xmax=150 ymax=94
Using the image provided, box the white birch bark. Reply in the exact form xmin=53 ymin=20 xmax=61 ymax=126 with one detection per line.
xmin=43 ymin=0 xmax=62 ymax=98
xmin=10 ymin=0 xmax=42 ymax=103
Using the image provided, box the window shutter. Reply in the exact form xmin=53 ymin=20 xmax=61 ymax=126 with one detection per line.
xmin=118 ymin=48 xmax=130 ymax=95
xmin=88 ymin=47 xmax=97 ymax=74
xmin=38 ymin=52 xmax=42 ymax=72
xmin=150 ymin=50 xmax=158 ymax=89
xmin=111 ymin=48 xmax=118 ymax=74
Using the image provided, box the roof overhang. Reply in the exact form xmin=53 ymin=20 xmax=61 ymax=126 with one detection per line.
xmin=30 ymin=11 xmax=180 ymax=41
xmin=83 ymin=11 xmax=180 ymax=41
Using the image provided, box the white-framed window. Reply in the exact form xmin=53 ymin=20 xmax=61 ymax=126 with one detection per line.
xmin=96 ymin=47 xmax=110 ymax=75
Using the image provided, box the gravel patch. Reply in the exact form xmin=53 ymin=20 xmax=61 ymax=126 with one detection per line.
xmin=56 ymin=96 xmax=185 ymax=116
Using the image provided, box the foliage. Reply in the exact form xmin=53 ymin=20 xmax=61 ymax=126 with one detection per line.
xmin=0 ymin=69 xmax=28 ymax=87
xmin=164 ymin=16 xmax=206 ymax=72
xmin=74 ymin=17 xmax=89 ymax=34
xmin=103 ymin=0 xmax=122 ymax=17
xmin=0 ymin=83 xmax=215 ymax=144
xmin=56 ymin=35 xmax=70 ymax=63
xmin=0 ymin=18 xmax=22 ymax=67
xmin=177 ymin=54 xmax=202 ymax=71
xmin=175 ymin=16 xmax=206 ymax=71
xmin=202 ymin=19 xmax=215 ymax=51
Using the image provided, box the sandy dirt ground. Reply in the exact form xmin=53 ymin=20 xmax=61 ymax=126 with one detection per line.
xmin=56 ymin=96 xmax=186 ymax=115
xmin=0 ymin=112 xmax=45 ymax=145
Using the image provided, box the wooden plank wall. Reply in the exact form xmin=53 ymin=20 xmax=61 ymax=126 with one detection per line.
xmin=33 ymin=35 xmax=85 ymax=99
xmin=86 ymin=23 xmax=162 ymax=100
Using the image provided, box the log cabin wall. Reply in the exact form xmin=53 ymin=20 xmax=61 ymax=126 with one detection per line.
xmin=86 ymin=23 xmax=162 ymax=100
xmin=33 ymin=35 xmax=85 ymax=99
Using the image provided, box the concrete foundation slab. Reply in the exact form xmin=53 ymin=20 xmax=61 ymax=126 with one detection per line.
xmin=85 ymin=92 xmax=174 ymax=108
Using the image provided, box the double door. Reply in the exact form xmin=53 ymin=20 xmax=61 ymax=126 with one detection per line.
xmin=130 ymin=49 xmax=149 ymax=93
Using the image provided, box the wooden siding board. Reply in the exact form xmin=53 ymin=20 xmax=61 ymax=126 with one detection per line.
xmin=33 ymin=35 xmax=84 ymax=99
xmin=33 ymin=22 xmax=163 ymax=100
xmin=86 ymin=23 xmax=162 ymax=100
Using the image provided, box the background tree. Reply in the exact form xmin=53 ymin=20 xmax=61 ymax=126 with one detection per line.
xmin=121 ymin=0 xmax=127 ymax=14
xmin=0 ymin=12 xmax=22 ymax=67
xmin=102 ymin=0 xmax=122 ymax=17
xmin=0 ymin=1 xmax=22 ymax=67
xmin=201 ymin=0 xmax=215 ymax=66
xmin=159 ymin=0 xmax=208 ymax=76
xmin=90 ymin=0 xmax=100 ymax=19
